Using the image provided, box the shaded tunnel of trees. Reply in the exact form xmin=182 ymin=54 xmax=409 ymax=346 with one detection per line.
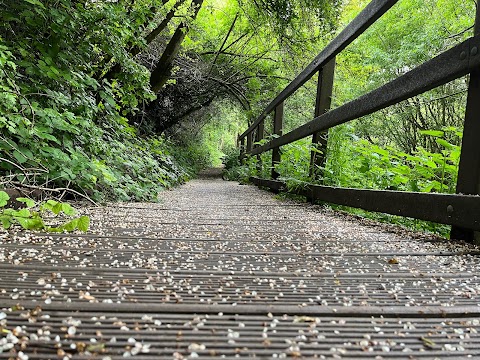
xmin=0 ymin=0 xmax=476 ymax=237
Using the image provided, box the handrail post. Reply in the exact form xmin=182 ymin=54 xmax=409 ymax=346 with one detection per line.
xmin=256 ymin=121 xmax=265 ymax=174
xmin=239 ymin=136 xmax=245 ymax=164
xmin=451 ymin=7 xmax=480 ymax=243
xmin=272 ymin=102 xmax=284 ymax=179
xmin=246 ymin=131 xmax=253 ymax=153
xmin=310 ymin=57 xmax=336 ymax=180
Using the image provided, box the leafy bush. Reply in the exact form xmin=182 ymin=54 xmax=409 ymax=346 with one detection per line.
xmin=323 ymin=127 xmax=461 ymax=194
xmin=232 ymin=127 xmax=462 ymax=236
xmin=0 ymin=191 xmax=89 ymax=232
xmin=274 ymin=139 xmax=314 ymax=191
xmin=222 ymin=147 xmax=251 ymax=182
xmin=0 ymin=0 xmax=201 ymax=202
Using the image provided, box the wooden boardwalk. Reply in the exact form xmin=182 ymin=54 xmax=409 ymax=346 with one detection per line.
xmin=1 ymin=173 xmax=480 ymax=359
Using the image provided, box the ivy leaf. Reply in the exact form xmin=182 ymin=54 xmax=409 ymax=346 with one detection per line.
xmin=419 ymin=130 xmax=444 ymax=138
xmin=16 ymin=217 xmax=44 ymax=230
xmin=41 ymin=199 xmax=58 ymax=213
xmin=0 ymin=216 xmax=11 ymax=229
xmin=0 ymin=191 xmax=10 ymax=207
xmin=16 ymin=197 xmax=35 ymax=208
xmin=77 ymin=216 xmax=90 ymax=232
xmin=61 ymin=203 xmax=76 ymax=216
xmin=13 ymin=208 xmax=30 ymax=218
xmin=61 ymin=219 xmax=78 ymax=232
xmin=52 ymin=202 xmax=63 ymax=215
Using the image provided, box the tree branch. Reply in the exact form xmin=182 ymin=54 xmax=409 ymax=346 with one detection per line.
xmin=150 ymin=0 xmax=204 ymax=92
xmin=209 ymin=77 xmax=250 ymax=110
xmin=207 ymin=13 xmax=239 ymax=76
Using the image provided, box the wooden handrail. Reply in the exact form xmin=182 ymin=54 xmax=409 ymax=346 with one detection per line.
xmin=238 ymin=0 xmax=480 ymax=242
xmin=249 ymin=35 xmax=479 ymax=155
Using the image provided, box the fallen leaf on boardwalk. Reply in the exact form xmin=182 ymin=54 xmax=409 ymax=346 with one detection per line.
xmin=388 ymin=258 xmax=399 ymax=264
xmin=293 ymin=316 xmax=317 ymax=323
xmin=76 ymin=342 xmax=87 ymax=352
xmin=188 ymin=343 xmax=206 ymax=352
xmin=86 ymin=343 xmax=106 ymax=352
xmin=420 ymin=337 xmax=436 ymax=349
xmin=11 ymin=304 xmax=24 ymax=311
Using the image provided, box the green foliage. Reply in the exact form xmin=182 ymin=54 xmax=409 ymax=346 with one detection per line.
xmin=334 ymin=0 xmax=472 ymax=153
xmin=222 ymin=150 xmax=251 ymax=182
xmin=221 ymin=147 xmax=244 ymax=180
xmin=323 ymin=127 xmax=461 ymax=195
xmin=222 ymin=147 xmax=241 ymax=171
xmin=231 ymin=127 xmax=462 ymax=236
xmin=235 ymin=0 xmax=340 ymax=51
xmin=0 ymin=0 xmax=200 ymax=201
xmin=274 ymin=139 xmax=313 ymax=190
xmin=0 ymin=191 xmax=89 ymax=232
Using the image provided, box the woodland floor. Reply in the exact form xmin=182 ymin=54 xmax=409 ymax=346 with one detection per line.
xmin=1 ymin=170 xmax=480 ymax=358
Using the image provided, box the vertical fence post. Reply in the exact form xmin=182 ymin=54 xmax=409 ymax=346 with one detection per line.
xmin=451 ymin=7 xmax=480 ymax=242
xmin=256 ymin=121 xmax=265 ymax=174
xmin=272 ymin=102 xmax=284 ymax=179
xmin=310 ymin=57 xmax=336 ymax=180
xmin=246 ymin=130 xmax=253 ymax=153
xmin=239 ymin=136 xmax=245 ymax=164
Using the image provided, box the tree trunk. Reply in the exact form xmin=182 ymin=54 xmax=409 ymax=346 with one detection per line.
xmin=150 ymin=0 xmax=204 ymax=92
xmin=97 ymin=0 xmax=172 ymax=80
xmin=144 ymin=0 xmax=187 ymax=47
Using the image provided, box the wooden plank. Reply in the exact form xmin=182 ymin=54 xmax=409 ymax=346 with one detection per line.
xmin=256 ymin=121 xmax=265 ymax=172
xmin=3 ymin=300 xmax=480 ymax=317
xmin=310 ymin=58 xmax=336 ymax=179
xmin=271 ymin=103 xmax=284 ymax=179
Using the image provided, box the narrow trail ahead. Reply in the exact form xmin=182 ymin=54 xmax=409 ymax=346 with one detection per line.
xmin=1 ymin=172 xmax=480 ymax=358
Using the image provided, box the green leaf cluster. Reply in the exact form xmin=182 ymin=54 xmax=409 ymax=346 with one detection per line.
xmin=0 ymin=191 xmax=89 ymax=232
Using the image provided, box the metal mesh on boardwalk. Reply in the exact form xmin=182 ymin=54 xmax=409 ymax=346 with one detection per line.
xmin=1 ymin=175 xmax=480 ymax=359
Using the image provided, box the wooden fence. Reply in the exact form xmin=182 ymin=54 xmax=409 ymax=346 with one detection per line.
xmin=238 ymin=0 xmax=480 ymax=241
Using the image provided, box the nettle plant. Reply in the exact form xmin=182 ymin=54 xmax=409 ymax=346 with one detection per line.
xmin=0 ymin=191 xmax=89 ymax=232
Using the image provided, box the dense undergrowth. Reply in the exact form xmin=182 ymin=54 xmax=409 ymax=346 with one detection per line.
xmin=0 ymin=0 xmax=213 ymax=202
xmin=222 ymin=129 xmax=459 ymax=237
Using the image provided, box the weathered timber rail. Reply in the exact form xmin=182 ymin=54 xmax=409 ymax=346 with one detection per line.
xmin=238 ymin=0 xmax=480 ymax=242
xmin=1 ymin=175 xmax=480 ymax=358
